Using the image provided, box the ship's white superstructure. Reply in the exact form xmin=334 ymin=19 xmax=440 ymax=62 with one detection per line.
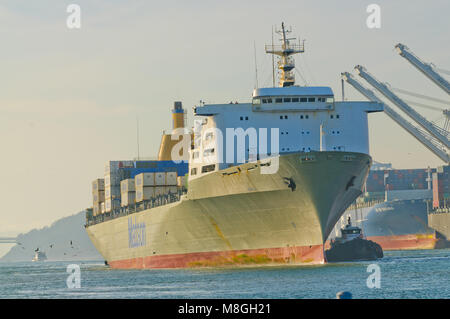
xmin=189 ymin=23 xmax=382 ymax=181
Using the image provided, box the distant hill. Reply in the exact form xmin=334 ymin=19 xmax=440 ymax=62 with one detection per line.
xmin=0 ymin=211 xmax=103 ymax=262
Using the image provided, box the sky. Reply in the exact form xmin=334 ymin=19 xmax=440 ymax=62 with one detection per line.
xmin=0 ymin=0 xmax=449 ymax=256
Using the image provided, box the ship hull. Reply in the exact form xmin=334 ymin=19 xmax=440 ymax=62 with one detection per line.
xmin=363 ymin=199 xmax=437 ymax=250
xmin=86 ymin=151 xmax=371 ymax=269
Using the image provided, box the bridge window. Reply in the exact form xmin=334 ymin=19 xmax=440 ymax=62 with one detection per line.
xmin=203 ymin=148 xmax=215 ymax=156
xmin=292 ymin=97 xmax=299 ymax=102
xmin=192 ymin=151 xmax=199 ymax=159
xmin=308 ymin=97 xmax=315 ymax=102
xmin=300 ymin=97 xmax=307 ymax=102
xmin=201 ymin=164 xmax=216 ymax=173
xmin=284 ymin=98 xmax=291 ymax=102
xmin=275 ymin=98 xmax=283 ymax=103
xmin=190 ymin=167 xmax=197 ymax=175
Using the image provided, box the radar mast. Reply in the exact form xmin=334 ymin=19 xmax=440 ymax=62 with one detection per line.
xmin=265 ymin=22 xmax=305 ymax=87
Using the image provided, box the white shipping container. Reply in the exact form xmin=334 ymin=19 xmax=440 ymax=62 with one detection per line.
xmin=105 ymin=185 xmax=121 ymax=200
xmin=155 ymin=172 xmax=166 ymax=186
xmin=92 ymin=178 xmax=105 ymax=191
xmin=121 ymin=178 xmax=135 ymax=193
xmin=105 ymin=198 xmax=120 ymax=212
xmin=177 ymin=176 xmax=187 ymax=187
xmin=121 ymin=192 xmax=136 ymax=207
xmin=166 ymin=186 xmax=178 ymax=194
xmin=135 ymin=187 xmax=155 ymax=202
xmin=166 ymin=172 xmax=178 ymax=186
xmin=154 ymin=186 xmax=165 ymax=196
xmin=135 ymin=173 xmax=155 ymax=186
xmin=93 ymin=203 xmax=101 ymax=216
xmin=93 ymin=190 xmax=105 ymax=203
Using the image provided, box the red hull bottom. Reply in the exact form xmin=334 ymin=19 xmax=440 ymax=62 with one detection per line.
xmin=108 ymin=244 xmax=324 ymax=269
xmin=366 ymin=234 xmax=437 ymax=251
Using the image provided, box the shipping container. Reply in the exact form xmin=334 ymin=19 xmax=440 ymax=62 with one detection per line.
xmin=120 ymin=178 xmax=135 ymax=193
xmin=166 ymin=172 xmax=178 ymax=186
xmin=135 ymin=187 xmax=155 ymax=202
xmin=177 ymin=176 xmax=187 ymax=188
xmin=135 ymin=173 xmax=155 ymax=186
xmin=93 ymin=190 xmax=105 ymax=203
xmin=155 ymin=172 xmax=166 ymax=186
xmin=93 ymin=203 xmax=102 ymax=216
xmin=155 ymin=186 xmax=165 ymax=196
xmin=92 ymin=178 xmax=105 ymax=191
xmin=105 ymin=198 xmax=120 ymax=212
xmin=105 ymin=185 xmax=121 ymax=200
xmin=166 ymin=186 xmax=178 ymax=194
xmin=121 ymin=192 xmax=136 ymax=207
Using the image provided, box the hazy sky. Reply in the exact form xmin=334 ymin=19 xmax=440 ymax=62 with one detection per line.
xmin=0 ymin=0 xmax=449 ymax=255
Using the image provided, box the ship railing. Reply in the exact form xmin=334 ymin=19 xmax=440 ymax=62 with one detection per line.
xmin=346 ymin=198 xmax=385 ymax=211
xmin=429 ymin=206 xmax=450 ymax=214
xmin=85 ymin=188 xmax=188 ymax=226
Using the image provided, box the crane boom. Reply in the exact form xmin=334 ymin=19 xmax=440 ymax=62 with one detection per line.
xmin=342 ymin=72 xmax=449 ymax=163
xmin=354 ymin=65 xmax=450 ymax=148
xmin=395 ymin=43 xmax=450 ymax=95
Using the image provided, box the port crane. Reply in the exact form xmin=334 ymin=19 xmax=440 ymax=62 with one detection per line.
xmin=354 ymin=65 xmax=449 ymax=149
xmin=341 ymin=44 xmax=450 ymax=164
xmin=395 ymin=43 xmax=450 ymax=95
xmin=395 ymin=43 xmax=450 ymax=137
xmin=341 ymin=72 xmax=449 ymax=163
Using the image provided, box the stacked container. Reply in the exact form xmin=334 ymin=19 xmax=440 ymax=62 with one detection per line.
xmin=121 ymin=178 xmax=136 ymax=207
xmin=135 ymin=171 xmax=179 ymax=202
xmin=104 ymin=161 xmax=133 ymax=212
xmin=135 ymin=172 xmax=155 ymax=202
xmin=92 ymin=178 xmax=105 ymax=216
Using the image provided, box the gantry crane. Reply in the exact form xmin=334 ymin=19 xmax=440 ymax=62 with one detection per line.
xmin=395 ymin=43 xmax=450 ymax=95
xmin=354 ymin=65 xmax=450 ymax=149
xmin=341 ymin=72 xmax=449 ymax=163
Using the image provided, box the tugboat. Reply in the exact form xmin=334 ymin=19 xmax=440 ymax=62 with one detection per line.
xmin=32 ymin=248 xmax=47 ymax=262
xmin=325 ymin=217 xmax=383 ymax=262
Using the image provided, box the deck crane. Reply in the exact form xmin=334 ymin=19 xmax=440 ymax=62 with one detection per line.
xmin=395 ymin=43 xmax=450 ymax=95
xmin=342 ymin=72 xmax=449 ymax=163
xmin=354 ymin=65 xmax=450 ymax=149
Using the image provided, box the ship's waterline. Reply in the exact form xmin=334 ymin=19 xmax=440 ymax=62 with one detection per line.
xmin=86 ymin=151 xmax=371 ymax=269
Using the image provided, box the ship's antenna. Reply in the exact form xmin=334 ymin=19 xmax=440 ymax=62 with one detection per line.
xmin=265 ymin=22 xmax=305 ymax=87
xmin=254 ymin=41 xmax=259 ymax=89
xmin=136 ymin=115 xmax=140 ymax=160
xmin=271 ymin=25 xmax=275 ymax=87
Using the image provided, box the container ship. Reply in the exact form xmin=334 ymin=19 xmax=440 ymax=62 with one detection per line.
xmin=428 ymin=165 xmax=450 ymax=247
xmin=85 ymin=23 xmax=383 ymax=268
xmin=333 ymin=165 xmax=450 ymax=250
